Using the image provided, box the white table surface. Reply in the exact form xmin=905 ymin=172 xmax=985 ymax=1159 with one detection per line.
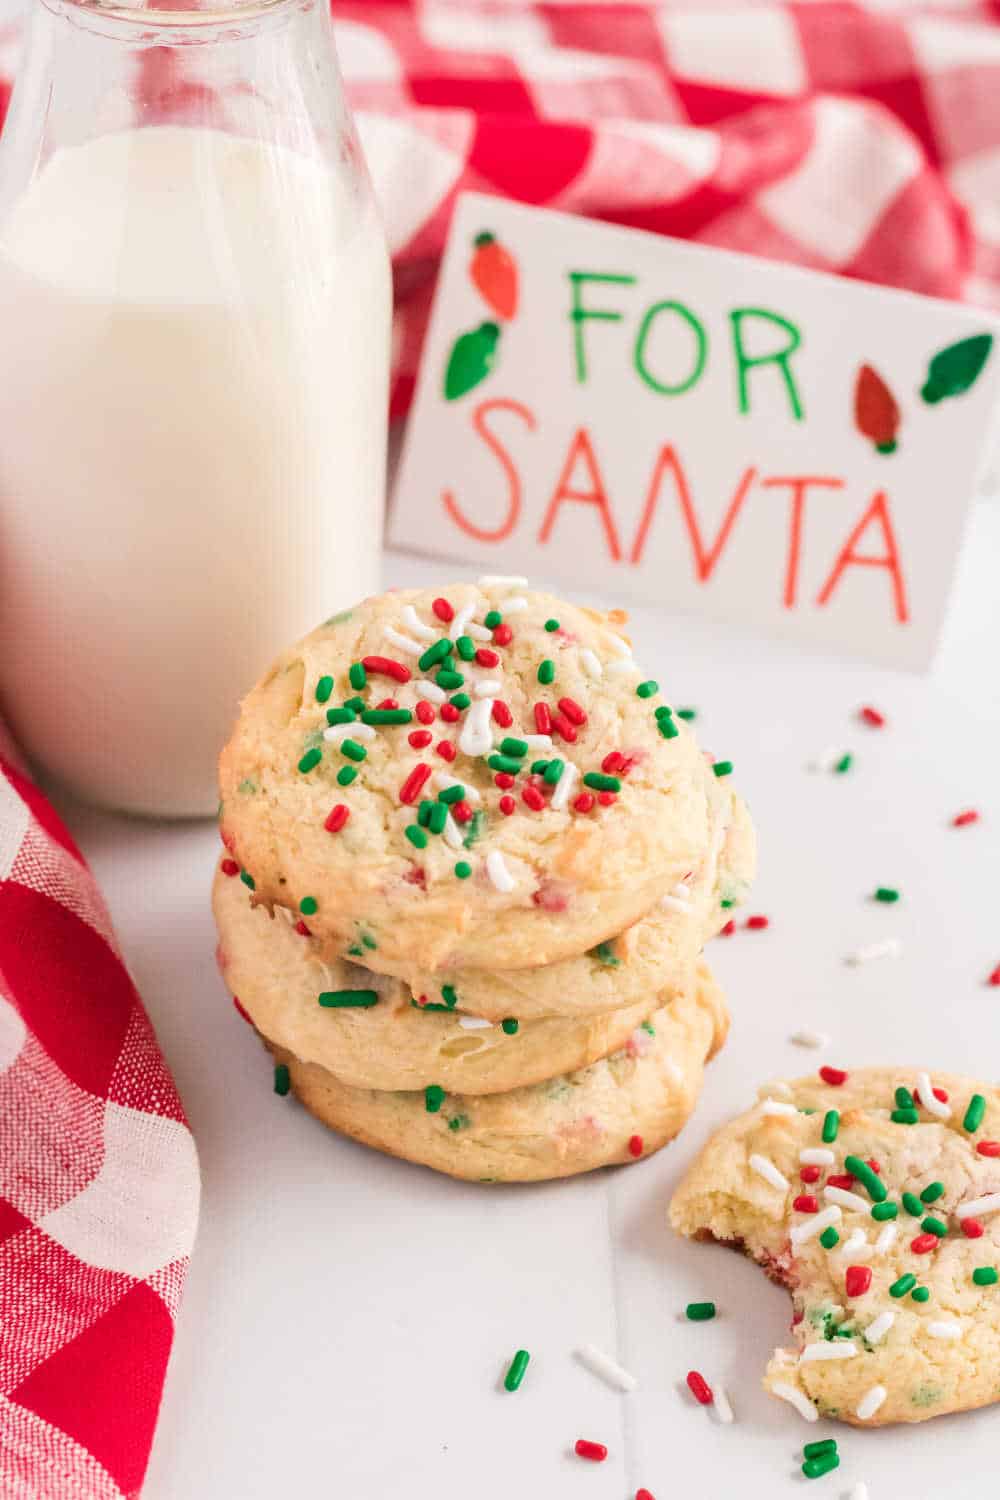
xmin=58 ymin=513 xmax=1000 ymax=1500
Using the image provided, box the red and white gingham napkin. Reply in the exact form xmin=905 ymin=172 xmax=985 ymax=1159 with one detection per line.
xmin=0 ymin=730 xmax=198 ymax=1499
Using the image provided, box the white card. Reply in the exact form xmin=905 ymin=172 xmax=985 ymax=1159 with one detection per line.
xmin=392 ymin=192 xmax=1000 ymax=669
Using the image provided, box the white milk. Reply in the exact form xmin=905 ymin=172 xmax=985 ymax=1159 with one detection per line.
xmin=0 ymin=125 xmax=391 ymax=815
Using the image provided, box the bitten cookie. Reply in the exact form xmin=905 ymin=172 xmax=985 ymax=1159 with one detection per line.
xmin=219 ymin=581 xmax=739 ymax=974
xmin=263 ymin=962 xmax=728 ymax=1182
xmin=215 ymin=864 xmax=659 ymax=1094
xmin=670 ymin=1066 xmax=1000 ymax=1427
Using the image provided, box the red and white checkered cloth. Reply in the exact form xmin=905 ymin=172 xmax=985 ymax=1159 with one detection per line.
xmin=0 ymin=729 xmax=198 ymax=1500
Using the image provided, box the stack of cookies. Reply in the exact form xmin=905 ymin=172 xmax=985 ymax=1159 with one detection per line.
xmin=213 ymin=581 xmax=755 ymax=1182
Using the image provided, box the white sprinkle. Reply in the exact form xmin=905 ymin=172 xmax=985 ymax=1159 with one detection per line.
xmin=479 ymin=574 xmax=528 ymax=588
xmin=458 ymin=1016 xmax=493 ymax=1031
xmin=606 ymin=659 xmax=640 ymax=676
xmin=790 ymin=1206 xmax=841 ymax=1246
xmin=474 ymin=679 xmax=502 ymax=698
xmin=824 ymin=1186 xmax=871 ymax=1215
xmin=916 ymin=1072 xmax=951 ymax=1119
xmin=486 ymin=850 xmax=515 ymax=893
xmin=442 ymin=813 xmax=463 ymax=850
xmin=855 ymin=1385 xmax=887 ymax=1421
xmin=957 ymin=1192 xmax=1000 ymax=1221
xmin=459 ymin=698 xmax=494 ymax=757
xmin=800 ymin=1340 xmax=857 ymax=1363
xmin=414 ymin=678 xmax=447 ymax=704
xmin=607 ymin=633 xmax=632 ymax=657
xmin=400 ymin=605 xmax=437 ymax=641
xmin=449 ymin=603 xmax=475 ymax=641
xmin=874 ymin=1223 xmax=898 ymax=1256
xmin=800 ymin=1148 xmax=836 ymax=1166
xmin=661 ymin=895 xmax=694 ymax=915
xmin=550 ymin=760 xmax=578 ymax=813
xmin=575 ymin=1344 xmax=637 ymax=1393
xmin=846 ymin=938 xmax=901 ymax=965
xmin=501 ymin=595 xmax=528 ymax=612
xmin=839 ymin=1229 xmax=871 ymax=1261
xmin=807 ymin=746 xmax=840 ymax=772
xmin=323 ymin=722 xmax=375 ymax=745
xmin=670 ymin=882 xmax=693 ymax=902
xmin=749 ymin=1154 xmax=790 ymax=1192
xmin=770 ymin=1382 xmax=818 ymax=1422
xmin=761 ymin=1099 xmax=799 ymax=1118
xmin=771 ymin=1080 xmax=793 ymax=1097
xmin=791 ymin=1029 xmax=830 ymax=1049
xmin=848 ymin=1485 xmax=870 ymax=1500
xmin=383 ymin=626 xmax=422 ymax=656
xmin=465 ymin=621 xmax=492 ymax=641
xmin=434 ymin=772 xmax=480 ymax=804
xmin=580 ymin=648 xmax=603 ymax=679
xmin=713 ymin=1386 xmax=734 ymax=1424
xmin=522 ymin=734 xmax=553 ymax=751
xmin=927 ymin=1321 xmax=962 ymax=1340
xmin=865 ymin=1310 xmax=895 ymax=1345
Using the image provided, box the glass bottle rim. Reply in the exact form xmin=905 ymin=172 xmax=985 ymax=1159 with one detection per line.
xmin=45 ymin=0 xmax=307 ymax=33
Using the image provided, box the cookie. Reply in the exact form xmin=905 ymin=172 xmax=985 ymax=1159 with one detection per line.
xmin=219 ymin=581 xmax=736 ymax=974
xmin=215 ymin=864 xmax=659 ymax=1094
xmin=262 ymin=962 xmax=728 ymax=1182
xmin=670 ymin=1066 xmax=1000 ymax=1427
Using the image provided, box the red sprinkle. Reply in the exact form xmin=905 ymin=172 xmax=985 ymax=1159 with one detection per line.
xmin=440 ymin=703 xmax=460 ymax=723
xmin=376 ymin=697 xmax=399 ymax=711
xmin=989 ymin=964 xmax=1000 ymax=988
xmin=573 ymin=792 xmax=595 ymax=813
xmin=602 ymin=751 xmax=625 ymax=774
xmin=232 ymin=996 xmax=252 ymax=1024
xmin=628 ymin=1134 xmax=644 ymax=1158
xmin=827 ymin=1174 xmax=856 ymax=1191
xmin=499 ymin=795 xmax=516 ymax=816
xmin=475 ymin=647 xmax=499 ymax=668
xmin=552 ymin=712 xmax=577 ymax=742
xmin=860 ymin=705 xmax=885 ymax=727
xmin=845 ymin=1265 xmax=872 ymax=1297
xmin=436 ymin=740 xmax=457 ymax=762
xmin=963 ymin=1218 xmax=985 ymax=1239
xmin=598 ymin=790 xmax=617 ymax=806
xmin=534 ymin=702 xmax=552 ymax=734
xmin=324 ymin=804 xmax=350 ymax=833
xmin=686 ymin=1371 xmax=713 ymax=1406
xmin=800 ymin=1165 xmax=821 ymax=1184
xmin=911 ymin=1233 xmax=938 ymax=1254
xmin=452 ymin=800 xmax=473 ymax=824
xmin=746 ymin=915 xmax=769 ymax=931
xmin=522 ymin=785 xmax=545 ymax=811
xmin=432 ymin=597 xmax=454 ymax=623
xmin=362 ymin=654 xmax=410 ymax=684
xmin=820 ymin=1066 xmax=848 ymax=1087
xmin=719 ymin=920 xmax=736 ymax=937
xmin=294 ymin=920 xmax=311 ymax=937
xmin=977 ymin=1141 xmax=1000 ymax=1157
xmin=636 ymin=1491 xmax=656 ymax=1500
xmin=575 ymin=1440 xmax=607 ymax=1463
xmin=220 ymin=858 xmax=240 ymax=878
xmin=793 ymin=1195 xmax=819 ymax=1214
xmin=914 ymin=1087 xmax=949 ymax=1106
xmin=408 ymin=730 xmax=432 ymax=750
xmin=495 ymin=772 xmax=515 ymax=790
xmin=558 ymin=696 xmax=587 ymax=726
xmin=952 ymin=809 xmax=980 ymax=828
xmin=415 ymin=701 xmax=436 ymax=725
xmin=491 ymin=700 xmax=513 ymax=728
xmin=867 ymin=1159 xmax=881 ymax=1174
xmin=493 ymin=623 xmax=513 ymax=646
xmin=399 ymin=764 xmax=431 ymax=805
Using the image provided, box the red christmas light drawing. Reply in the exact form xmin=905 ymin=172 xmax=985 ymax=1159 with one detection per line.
xmin=470 ymin=232 xmax=519 ymax=320
xmin=854 ymin=363 xmax=900 ymax=454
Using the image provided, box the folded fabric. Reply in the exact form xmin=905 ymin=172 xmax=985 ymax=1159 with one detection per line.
xmin=0 ymin=728 xmax=199 ymax=1500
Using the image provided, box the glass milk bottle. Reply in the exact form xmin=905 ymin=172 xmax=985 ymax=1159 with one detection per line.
xmin=0 ymin=0 xmax=391 ymax=816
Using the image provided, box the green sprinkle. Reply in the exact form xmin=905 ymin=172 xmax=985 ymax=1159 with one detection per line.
xmin=417 ymin=800 xmax=434 ymax=827
xmin=427 ymin=803 xmax=447 ymax=835
xmin=362 ymin=708 xmax=413 ymax=725
xmin=654 ymin=704 xmax=673 ymax=720
xmin=337 ymin=765 xmax=358 ymax=787
xmin=405 ymin=825 xmax=428 ymax=849
xmin=822 ymin=1110 xmax=840 ymax=1143
xmin=920 ymin=1181 xmax=945 ymax=1204
xmin=442 ymin=985 xmax=458 ymax=1008
xmin=543 ymin=759 xmax=564 ymax=785
xmin=504 ymin=1349 xmax=530 ymax=1392
xmin=348 ymin=661 xmax=366 ymax=690
xmin=362 ymin=933 xmax=376 ymax=949
xmin=318 ymin=990 xmax=378 ymax=1008
xmin=544 ymin=618 xmax=559 ymax=632
xmin=537 ymin=658 xmax=555 ymax=685
xmin=890 ymin=1273 xmax=917 ymax=1298
xmin=450 ymin=693 xmax=471 ymax=711
xmin=902 ymin=1192 xmax=924 ymax=1217
xmin=875 ymin=886 xmax=900 ymax=903
xmin=677 ymin=707 xmax=697 ymax=721
xmin=802 ymin=1453 xmax=840 ymax=1480
xmin=500 ymin=737 xmax=528 ymax=758
xmin=871 ymin=1201 xmax=898 ymax=1221
xmin=964 ymin=1093 xmax=987 ymax=1133
xmin=973 ymin=1267 xmax=998 ymax=1286
xmin=463 ymin=809 xmax=486 ymax=848
xmin=454 ymin=861 xmax=472 ymax=880
xmin=583 ymin=772 xmax=621 ymax=793
xmin=425 ymin=1084 xmax=445 ymax=1113
xmin=418 ymin=638 xmax=452 ymax=672
xmin=844 ymin=1155 xmax=887 ymax=1202
xmin=340 ymin=738 xmax=367 ymax=762
xmin=237 ymin=778 xmax=256 ymax=795
xmin=438 ymin=783 xmax=466 ymax=805
xmin=344 ymin=696 xmax=366 ymax=714
xmin=488 ymin=754 xmax=523 ymax=774
xmin=891 ymin=1108 xmax=919 ymax=1124
xmin=273 ymin=1063 xmax=290 ymax=1096
xmin=911 ymin=1286 xmax=930 ymax=1303
xmin=240 ymin=870 xmax=255 ymax=890
xmin=641 ymin=1021 xmax=655 ymax=1036
xmin=658 ymin=717 xmax=679 ymax=739
xmin=921 ymin=1216 xmax=947 ymax=1237
xmin=712 ymin=760 xmax=733 ymax=777
xmin=484 ymin=610 xmax=502 ymax=629
xmin=298 ymin=747 xmax=322 ymax=773
xmin=299 ymin=896 xmax=318 ymax=916
xmin=636 ymin=680 xmax=659 ymax=698
xmin=436 ymin=668 xmax=464 ymax=690
xmin=834 ymin=752 xmax=853 ymax=773
xmin=720 ymin=898 xmax=734 ymax=908
xmin=501 ymin=1018 xmax=519 ymax=1035
xmin=315 ymin=675 xmax=334 ymax=703
xmin=326 ymin=706 xmax=355 ymax=726
xmin=685 ymin=1302 xmax=716 ymax=1322
xmin=591 ymin=941 xmax=619 ymax=967
xmin=447 ymin=1114 xmax=470 ymax=1132
xmin=895 ymin=1086 xmax=915 ymax=1110
xmin=530 ymin=760 xmax=549 ymax=775
xmin=455 ymin=634 xmax=476 ymax=661
xmin=819 ymin=1226 xmax=840 ymax=1249
xmin=803 ymin=1439 xmax=838 ymax=1460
